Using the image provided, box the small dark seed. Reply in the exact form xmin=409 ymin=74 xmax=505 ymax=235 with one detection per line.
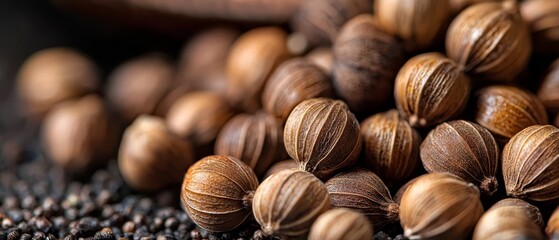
xmin=20 ymin=233 xmax=32 ymax=240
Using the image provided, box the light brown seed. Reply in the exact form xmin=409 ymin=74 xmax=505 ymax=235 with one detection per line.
xmin=399 ymin=173 xmax=484 ymax=240
xmin=475 ymin=85 xmax=548 ymax=144
xmin=446 ymin=1 xmax=532 ymax=81
xmin=181 ymin=155 xmax=259 ymax=232
xmin=284 ymin=98 xmax=361 ymax=179
xmin=253 ymin=169 xmax=330 ymax=238
xmin=308 ymin=208 xmax=373 ymax=240
xmin=502 ymin=125 xmax=559 ymax=201
xmin=360 ymin=109 xmax=421 ymax=187
xmin=394 ymin=52 xmax=470 ymax=128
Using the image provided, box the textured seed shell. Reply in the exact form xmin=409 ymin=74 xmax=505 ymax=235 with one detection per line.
xmin=325 ymin=168 xmax=399 ymax=230
xmin=420 ymin=120 xmax=499 ymax=195
xmin=17 ymin=47 xmax=99 ymax=117
xmin=400 ymin=173 xmax=484 ymax=240
xmin=548 ymin=206 xmax=559 ymax=238
xmin=263 ymin=159 xmax=299 ymax=180
xmin=308 ymin=208 xmax=373 ymax=240
xmin=394 ymin=52 xmax=471 ymax=128
xmin=332 ymin=14 xmax=404 ymax=114
xmin=475 ymin=85 xmax=548 ymax=143
xmin=446 ymin=1 xmax=532 ymax=81
xmin=106 ymin=53 xmax=174 ymax=122
xmin=226 ymin=27 xmax=290 ymax=112
xmin=375 ymin=0 xmax=451 ymax=51
xmin=284 ymin=98 xmax=361 ymax=179
xmin=253 ymin=169 xmax=330 ymax=237
xmin=502 ymin=125 xmax=559 ymax=201
xmin=262 ymin=58 xmax=334 ymax=122
xmin=521 ymin=0 xmax=559 ymax=55
xmin=42 ymin=95 xmax=116 ymax=173
xmin=166 ymin=91 xmax=235 ymax=146
xmin=538 ymin=60 xmax=559 ymax=113
xmin=119 ymin=115 xmax=194 ymax=191
xmin=291 ymin=0 xmax=372 ymax=46
xmin=181 ymin=155 xmax=259 ymax=232
xmin=361 ymin=109 xmax=420 ymax=187
xmin=215 ymin=112 xmax=286 ymax=177
xmin=490 ymin=198 xmax=544 ymax=227
xmin=473 ymin=202 xmax=544 ymax=240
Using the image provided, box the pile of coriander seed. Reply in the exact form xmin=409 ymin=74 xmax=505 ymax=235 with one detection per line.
xmin=8 ymin=0 xmax=559 ymax=239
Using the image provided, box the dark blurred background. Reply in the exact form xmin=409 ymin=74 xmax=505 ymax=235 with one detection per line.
xmin=0 ymin=1 xmax=192 ymax=134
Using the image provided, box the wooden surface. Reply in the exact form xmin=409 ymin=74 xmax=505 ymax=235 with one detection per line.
xmin=55 ymin=0 xmax=303 ymax=25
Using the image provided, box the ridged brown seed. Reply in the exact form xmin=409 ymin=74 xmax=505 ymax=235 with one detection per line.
xmin=521 ymin=0 xmax=559 ymax=55
xmin=548 ymin=206 xmax=559 ymax=238
xmin=306 ymin=47 xmax=333 ymax=74
xmin=119 ymin=115 xmax=195 ymax=191
xmin=420 ymin=120 xmax=500 ymax=195
xmin=177 ymin=28 xmax=239 ymax=93
xmin=253 ymin=169 xmax=330 ymax=238
xmin=261 ymin=58 xmax=334 ymax=122
xmin=375 ymin=0 xmax=451 ymax=51
xmin=106 ymin=53 xmax=174 ymax=122
xmin=308 ymin=208 xmax=373 ymax=240
xmin=42 ymin=95 xmax=116 ymax=173
xmin=491 ymin=198 xmax=544 ymax=227
xmin=473 ymin=199 xmax=544 ymax=240
xmin=215 ymin=112 xmax=286 ymax=178
xmin=181 ymin=155 xmax=259 ymax=232
xmin=502 ymin=125 xmax=559 ymax=201
xmin=476 ymin=85 xmax=548 ymax=144
xmin=332 ymin=14 xmax=404 ymax=115
xmin=166 ymin=91 xmax=235 ymax=147
xmin=400 ymin=173 xmax=484 ymax=240
xmin=446 ymin=1 xmax=532 ymax=82
xmin=118 ymin=115 xmax=194 ymax=191
xmin=538 ymin=59 xmax=559 ymax=113
xmin=284 ymin=98 xmax=361 ymax=179
xmin=226 ymin=27 xmax=291 ymax=112
xmin=325 ymin=168 xmax=400 ymax=230
xmin=394 ymin=52 xmax=471 ymax=128
xmin=360 ymin=109 xmax=421 ymax=187
xmin=17 ymin=47 xmax=99 ymax=117
xmin=291 ymin=0 xmax=372 ymax=46
xmin=263 ymin=159 xmax=298 ymax=180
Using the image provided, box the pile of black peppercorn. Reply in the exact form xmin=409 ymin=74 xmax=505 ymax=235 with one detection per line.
xmin=0 ymin=138 xmax=405 ymax=240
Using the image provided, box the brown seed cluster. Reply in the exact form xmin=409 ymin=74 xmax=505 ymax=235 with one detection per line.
xmin=11 ymin=0 xmax=559 ymax=239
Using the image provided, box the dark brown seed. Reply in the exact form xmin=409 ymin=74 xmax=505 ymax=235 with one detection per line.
xmin=291 ymin=0 xmax=372 ymax=46
xmin=332 ymin=14 xmax=404 ymax=114
xmin=325 ymin=168 xmax=399 ymax=230
xmin=420 ymin=120 xmax=499 ymax=195
xmin=214 ymin=112 xmax=286 ymax=177
xmin=261 ymin=58 xmax=334 ymax=123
